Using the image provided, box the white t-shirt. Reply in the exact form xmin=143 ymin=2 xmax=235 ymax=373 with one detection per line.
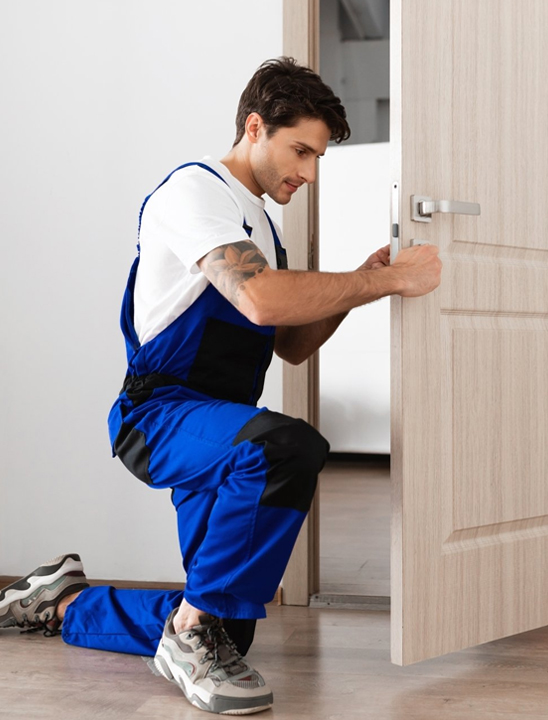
xmin=133 ymin=157 xmax=282 ymax=345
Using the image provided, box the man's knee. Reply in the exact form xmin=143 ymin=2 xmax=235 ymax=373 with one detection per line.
xmin=233 ymin=411 xmax=330 ymax=513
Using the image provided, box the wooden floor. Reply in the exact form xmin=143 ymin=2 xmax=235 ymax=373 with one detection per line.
xmin=2 ymin=603 xmax=548 ymax=719
xmin=3 ymin=462 xmax=548 ymax=718
xmin=320 ymin=459 xmax=390 ymax=596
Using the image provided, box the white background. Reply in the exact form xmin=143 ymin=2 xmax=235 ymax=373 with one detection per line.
xmin=0 ymin=1 xmax=390 ymax=583
xmin=0 ymin=0 xmax=283 ymax=582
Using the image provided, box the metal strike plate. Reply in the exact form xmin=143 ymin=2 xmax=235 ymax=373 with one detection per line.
xmin=390 ymin=182 xmax=399 ymax=261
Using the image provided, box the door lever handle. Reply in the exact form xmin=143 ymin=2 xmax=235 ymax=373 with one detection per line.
xmin=411 ymin=195 xmax=481 ymax=223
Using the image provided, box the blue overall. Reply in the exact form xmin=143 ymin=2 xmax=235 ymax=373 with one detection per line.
xmin=61 ymin=163 xmax=329 ymax=657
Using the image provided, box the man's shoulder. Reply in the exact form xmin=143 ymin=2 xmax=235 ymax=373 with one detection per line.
xmin=164 ymin=160 xmax=227 ymax=188
xmin=144 ymin=160 xmax=243 ymax=227
xmin=155 ymin=160 xmax=239 ymax=204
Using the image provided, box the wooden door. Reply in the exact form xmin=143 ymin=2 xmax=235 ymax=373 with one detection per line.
xmin=391 ymin=0 xmax=548 ymax=665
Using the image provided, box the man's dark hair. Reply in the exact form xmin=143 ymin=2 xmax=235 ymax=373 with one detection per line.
xmin=233 ymin=57 xmax=350 ymax=146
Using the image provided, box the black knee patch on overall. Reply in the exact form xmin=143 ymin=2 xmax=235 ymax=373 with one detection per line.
xmin=113 ymin=422 xmax=153 ymax=485
xmin=233 ymin=411 xmax=330 ymax=513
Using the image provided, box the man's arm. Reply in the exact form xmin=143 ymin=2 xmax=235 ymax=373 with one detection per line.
xmin=197 ymin=239 xmax=441 ymax=326
xmin=274 ymin=314 xmax=347 ymax=365
xmin=273 ymin=244 xmax=392 ymax=365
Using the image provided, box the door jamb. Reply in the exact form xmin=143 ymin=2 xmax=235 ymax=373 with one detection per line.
xmin=281 ymin=0 xmax=321 ymax=606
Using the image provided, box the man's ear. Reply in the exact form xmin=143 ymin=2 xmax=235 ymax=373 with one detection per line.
xmin=245 ymin=112 xmax=264 ymax=144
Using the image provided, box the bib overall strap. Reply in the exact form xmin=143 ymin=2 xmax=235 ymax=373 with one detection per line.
xmin=137 ymin=162 xmax=229 ymax=240
xmin=264 ymin=211 xmax=288 ymax=270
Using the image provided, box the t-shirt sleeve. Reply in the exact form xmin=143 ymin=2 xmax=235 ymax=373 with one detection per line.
xmin=147 ymin=168 xmax=250 ymax=274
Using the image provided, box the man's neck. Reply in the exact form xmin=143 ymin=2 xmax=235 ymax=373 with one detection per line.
xmin=220 ymin=148 xmax=264 ymax=198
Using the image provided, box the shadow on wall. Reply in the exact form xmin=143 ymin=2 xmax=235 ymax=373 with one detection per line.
xmin=321 ymin=391 xmax=390 ymax=455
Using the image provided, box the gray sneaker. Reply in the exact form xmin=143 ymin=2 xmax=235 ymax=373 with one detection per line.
xmin=0 ymin=553 xmax=89 ymax=634
xmin=152 ymin=609 xmax=273 ymax=715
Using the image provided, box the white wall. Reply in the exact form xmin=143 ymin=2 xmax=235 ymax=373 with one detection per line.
xmin=0 ymin=1 xmax=282 ymax=581
xmin=319 ymin=142 xmax=390 ymax=453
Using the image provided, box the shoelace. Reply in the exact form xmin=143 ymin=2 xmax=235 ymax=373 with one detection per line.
xmin=17 ymin=611 xmax=61 ymax=638
xmin=196 ymin=620 xmax=248 ymax=675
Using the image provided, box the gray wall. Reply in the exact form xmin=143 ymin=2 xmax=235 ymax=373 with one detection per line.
xmin=0 ymin=0 xmax=283 ymax=581
xmin=320 ymin=0 xmax=389 ymax=144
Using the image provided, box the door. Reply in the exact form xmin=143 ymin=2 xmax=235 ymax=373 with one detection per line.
xmin=391 ymin=0 xmax=548 ymax=664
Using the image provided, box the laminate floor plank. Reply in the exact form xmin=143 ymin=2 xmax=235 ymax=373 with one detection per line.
xmin=320 ymin=460 xmax=390 ymax=597
xmin=2 ymin=604 xmax=548 ymax=720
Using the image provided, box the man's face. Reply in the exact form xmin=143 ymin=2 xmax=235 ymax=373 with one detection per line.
xmin=249 ymin=116 xmax=331 ymax=204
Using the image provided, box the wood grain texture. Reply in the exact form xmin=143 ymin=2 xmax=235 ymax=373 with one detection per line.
xmin=391 ymin=0 xmax=548 ymax=665
xmin=390 ymin=0 xmax=404 ymax=667
xmin=2 ymin=603 xmax=548 ymax=719
xmin=281 ymin=0 xmax=321 ymax=606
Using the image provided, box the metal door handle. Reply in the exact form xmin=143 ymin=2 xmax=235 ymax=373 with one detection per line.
xmin=411 ymin=195 xmax=481 ymax=223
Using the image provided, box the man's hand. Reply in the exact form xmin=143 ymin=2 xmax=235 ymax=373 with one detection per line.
xmin=359 ymin=244 xmax=391 ymax=270
xmin=389 ymin=244 xmax=442 ymax=297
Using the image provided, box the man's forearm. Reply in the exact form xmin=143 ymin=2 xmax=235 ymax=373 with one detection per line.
xmin=239 ymin=265 xmax=403 ymax=326
xmin=198 ymin=239 xmax=441 ymax=328
xmin=275 ymin=312 xmax=348 ymax=365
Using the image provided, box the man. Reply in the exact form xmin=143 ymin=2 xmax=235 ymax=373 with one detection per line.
xmin=0 ymin=58 xmax=441 ymax=715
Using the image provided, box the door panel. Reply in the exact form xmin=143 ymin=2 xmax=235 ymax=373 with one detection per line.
xmin=391 ymin=0 xmax=548 ymax=665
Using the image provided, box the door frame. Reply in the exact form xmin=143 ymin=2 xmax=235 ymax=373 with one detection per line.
xmin=281 ymin=0 xmax=321 ymax=605
xmin=281 ymin=0 xmax=393 ymax=607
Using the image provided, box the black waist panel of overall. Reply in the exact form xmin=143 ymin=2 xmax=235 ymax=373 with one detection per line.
xmin=121 ymin=322 xmax=275 ymax=408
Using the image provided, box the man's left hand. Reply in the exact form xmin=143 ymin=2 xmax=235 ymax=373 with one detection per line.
xmin=359 ymin=244 xmax=391 ymax=271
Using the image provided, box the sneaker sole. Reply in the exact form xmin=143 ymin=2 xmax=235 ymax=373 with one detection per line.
xmin=153 ymin=642 xmax=273 ymax=715
xmin=0 ymin=554 xmax=84 ymax=626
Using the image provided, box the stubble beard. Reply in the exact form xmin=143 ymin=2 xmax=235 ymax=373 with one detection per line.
xmin=252 ymin=157 xmax=291 ymax=205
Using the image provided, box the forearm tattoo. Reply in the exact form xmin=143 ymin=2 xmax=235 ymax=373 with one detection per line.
xmin=200 ymin=241 xmax=268 ymax=307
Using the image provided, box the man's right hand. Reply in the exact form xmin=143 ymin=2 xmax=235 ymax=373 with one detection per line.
xmin=389 ymin=244 xmax=442 ymax=297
